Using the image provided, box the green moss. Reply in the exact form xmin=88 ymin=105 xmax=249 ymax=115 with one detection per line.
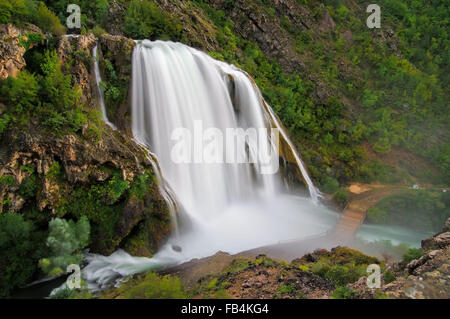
xmin=224 ymin=258 xmax=255 ymax=275
xmin=331 ymin=286 xmax=360 ymax=299
xmin=277 ymin=282 xmax=296 ymax=295
xmin=115 ymin=272 xmax=186 ymax=299
xmin=402 ymin=248 xmax=422 ymax=263
xmin=296 ymin=247 xmax=380 ymax=286
xmin=0 ymin=175 xmax=16 ymax=187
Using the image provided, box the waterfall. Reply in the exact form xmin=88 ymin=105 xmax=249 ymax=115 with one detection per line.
xmin=83 ymin=40 xmax=336 ymax=290
xmin=92 ymin=43 xmax=117 ymax=129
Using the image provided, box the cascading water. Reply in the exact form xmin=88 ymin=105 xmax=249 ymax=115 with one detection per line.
xmin=92 ymin=43 xmax=117 ymax=129
xmin=83 ymin=40 xmax=337 ymax=290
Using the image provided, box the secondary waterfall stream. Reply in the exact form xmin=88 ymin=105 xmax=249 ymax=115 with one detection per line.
xmin=83 ymin=41 xmax=338 ymax=290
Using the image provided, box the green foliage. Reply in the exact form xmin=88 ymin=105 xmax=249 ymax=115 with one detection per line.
xmin=123 ymin=0 xmax=182 ymax=40
xmin=19 ymin=173 xmax=38 ymax=199
xmin=356 ymin=160 xmax=410 ymax=185
xmin=0 ymin=0 xmax=28 ymax=24
xmin=0 ymin=49 xmax=88 ymax=136
xmin=224 ymin=258 xmax=255 ymax=274
xmin=369 ymin=190 xmax=450 ymax=232
xmin=383 ymin=269 xmax=396 ymax=284
xmin=19 ymin=33 xmax=44 ymax=50
xmin=366 ymin=207 xmax=388 ymax=224
xmin=402 ymin=248 xmax=422 ymax=263
xmin=299 ymin=247 xmax=379 ymax=287
xmin=39 ymin=216 xmax=90 ymax=277
xmin=98 ymin=173 xmax=129 ymax=204
xmin=0 ymin=213 xmax=46 ymax=297
xmin=34 ymin=1 xmax=65 ymax=35
xmin=0 ymin=70 xmax=39 ymax=119
xmin=91 ymin=25 xmax=106 ymax=37
xmin=0 ymin=174 xmax=16 ymax=187
xmin=333 ymin=188 xmax=349 ymax=206
xmin=98 ymin=57 xmax=128 ymax=120
xmin=331 ymin=286 xmax=359 ymax=299
xmin=311 ymin=262 xmax=365 ymax=286
xmin=320 ymin=176 xmax=339 ymax=194
xmin=119 ymin=272 xmax=186 ymax=299
xmin=277 ymin=282 xmax=296 ymax=295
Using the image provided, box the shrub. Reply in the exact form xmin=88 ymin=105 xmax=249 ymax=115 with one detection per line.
xmin=0 ymin=70 xmax=39 ymax=118
xmin=321 ymin=176 xmax=339 ymax=194
xmin=92 ymin=25 xmax=106 ymax=37
xmin=333 ymin=188 xmax=349 ymax=207
xmin=331 ymin=286 xmax=359 ymax=299
xmin=383 ymin=270 xmax=396 ymax=284
xmin=402 ymin=248 xmax=422 ymax=263
xmin=123 ymin=0 xmax=182 ymax=40
xmin=120 ymin=272 xmax=186 ymax=299
xmin=39 ymin=216 xmax=90 ymax=277
xmin=323 ymin=264 xmax=365 ymax=286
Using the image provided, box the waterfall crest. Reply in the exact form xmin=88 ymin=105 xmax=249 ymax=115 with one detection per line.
xmin=83 ymin=40 xmax=336 ymax=290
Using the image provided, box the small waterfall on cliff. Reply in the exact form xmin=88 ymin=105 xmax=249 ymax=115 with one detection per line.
xmin=92 ymin=43 xmax=117 ymax=129
xmin=83 ymin=40 xmax=337 ymax=290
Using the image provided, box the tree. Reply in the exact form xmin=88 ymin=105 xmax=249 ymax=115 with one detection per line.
xmin=0 ymin=213 xmax=45 ymax=297
xmin=39 ymin=216 xmax=90 ymax=277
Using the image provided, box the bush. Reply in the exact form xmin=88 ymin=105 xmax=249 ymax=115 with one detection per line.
xmin=123 ymin=0 xmax=182 ymax=40
xmin=402 ymin=248 xmax=422 ymax=263
xmin=321 ymin=176 xmax=339 ymax=194
xmin=333 ymin=188 xmax=349 ymax=207
xmin=0 ymin=70 xmax=39 ymax=118
xmin=383 ymin=270 xmax=396 ymax=284
xmin=0 ymin=49 xmax=87 ymax=136
xmin=92 ymin=25 xmax=106 ymax=37
xmin=39 ymin=216 xmax=90 ymax=277
xmin=331 ymin=286 xmax=359 ymax=299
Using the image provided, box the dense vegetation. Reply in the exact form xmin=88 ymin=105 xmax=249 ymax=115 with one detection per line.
xmin=367 ymin=190 xmax=450 ymax=232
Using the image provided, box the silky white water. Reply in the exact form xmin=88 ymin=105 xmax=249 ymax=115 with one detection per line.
xmin=83 ymin=40 xmax=338 ymax=290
